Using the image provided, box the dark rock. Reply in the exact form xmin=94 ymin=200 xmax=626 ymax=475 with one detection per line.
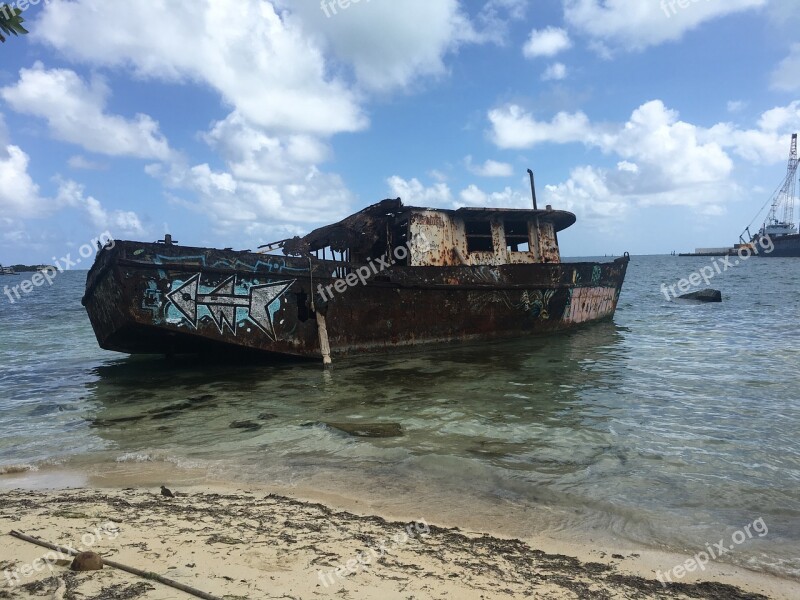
xmin=187 ymin=394 xmax=216 ymax=403
xmin=230 ymin=420 xmax=262 ymax=432
xmin=90 ymin=415 xmax=147 ymax=428
xmin=678 ymin=289 xmax=722 ymax=302
xmin=28 ymin=404 xmax=67 ymax=417
xmin=70 ymin=552 xmax=103 ymax=572
xmin=325 ymin=422 xmax=403 ymax=438
xmin=148 ymin=395 xmax=218 ymax=419
xmin=150 ymin=410 xmax=181 ymax=420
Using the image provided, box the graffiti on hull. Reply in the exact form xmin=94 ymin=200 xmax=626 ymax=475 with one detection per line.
xmin=165 ymin=274 xmax=294 ymax=339
xmin=520 ymin=289 xmax=555 ymax=319
xmin=468 ymin=288 xmax=557 ymax=319
xmin=563 ymin=287 xmax=617 ymax=324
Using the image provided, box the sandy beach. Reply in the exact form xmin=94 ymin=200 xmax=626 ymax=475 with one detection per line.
xmin=0 ymin=481 xmax=795 ymax=600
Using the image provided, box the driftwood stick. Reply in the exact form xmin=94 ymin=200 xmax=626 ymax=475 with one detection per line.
xmin=9 ymin=530 xmax=223 ymax=600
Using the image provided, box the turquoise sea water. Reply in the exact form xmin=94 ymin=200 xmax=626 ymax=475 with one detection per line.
xmin=0 ymin=256 xmax=798 ymax=582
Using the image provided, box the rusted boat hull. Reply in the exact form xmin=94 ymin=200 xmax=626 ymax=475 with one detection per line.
xmin=82 ymin=241 xmax=629 ymax=358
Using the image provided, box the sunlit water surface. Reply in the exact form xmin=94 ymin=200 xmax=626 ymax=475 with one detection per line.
xmin=1 ymin=256 xmax=798 ymax=580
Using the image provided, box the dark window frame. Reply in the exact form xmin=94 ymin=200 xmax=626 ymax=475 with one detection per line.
xmin=465 ymin=220 xmax=494 ymax=253
xmin=504 ymin=219 xmax=530 ymax=252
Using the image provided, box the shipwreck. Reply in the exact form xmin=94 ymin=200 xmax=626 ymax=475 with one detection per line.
xmin=83 ymin=174 xmax=629 ymax=363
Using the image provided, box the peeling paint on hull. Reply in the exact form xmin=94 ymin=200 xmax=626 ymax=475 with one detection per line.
xmin=82 ymin=242 xmax=630 ymax=359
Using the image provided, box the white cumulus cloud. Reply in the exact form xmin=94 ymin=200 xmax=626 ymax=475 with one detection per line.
xmin=1 ymin=63 xmax=172 ymax=160
xmin=141 ymin=109 xmax=356 ymax=239
xmin=387 ymin=176 xmax=454 ymax=206
xmin=281 ymin=0 xmax=483 ymax=92
xmin=36 ymin=0 xmax=367 ymax=136
xmin=489 ymin=105 xmax=590 ymax=149
xmin=203 ymin=111 xmax=331 ymax=185
xmin=465 ymin=156 xmax=515 ymax=177
xmin=523 ymin=27 xmax=572 ymax=58
xmin=0 ymin=113 xmax=146 ymax=235
xmin=486 ymin=99 xmax=800 ymax=218
xmin=0 ymin=145 xmax=49 ymax=218
xmin=542 ymin=62 xmax=568 ymax=81
xmin=56 ymin=180 xmax=146 ymax=236
xmin=387 ymin=176 xmax=533 ymax=211
xmin=458 ymin=184 xmax=530 ymax=208
xmin=564 ymin=0 xmax=766 ymax=52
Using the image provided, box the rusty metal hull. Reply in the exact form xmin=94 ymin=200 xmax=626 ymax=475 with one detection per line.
xmin=82 ymin=242 xmax=629 ymax=359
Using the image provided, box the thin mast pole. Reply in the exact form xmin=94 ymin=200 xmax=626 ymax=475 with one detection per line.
xmin=527 ymin=169 xmax=538 ymax=210
xmin=527 ymin=169 xmax=543 ymax=261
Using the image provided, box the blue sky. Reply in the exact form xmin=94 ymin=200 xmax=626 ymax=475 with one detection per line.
xmin=0 ymin=0 xmax=799 ymax=263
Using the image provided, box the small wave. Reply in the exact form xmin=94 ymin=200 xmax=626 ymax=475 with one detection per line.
xmin=115 ymin=452 xmax=157 ymax=463
xmin=0 ymin=464 xmax=40 ymax=475
xmin=114 ymin=452 xmax=204 ymax=468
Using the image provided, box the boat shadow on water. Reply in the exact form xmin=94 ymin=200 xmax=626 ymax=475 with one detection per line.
xmin=82 ymin=321 xmax=630 ymax=452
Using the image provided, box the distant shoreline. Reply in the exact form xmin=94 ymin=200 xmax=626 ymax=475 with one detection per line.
xmin=0 ymin=265 xmax=56 ymax=273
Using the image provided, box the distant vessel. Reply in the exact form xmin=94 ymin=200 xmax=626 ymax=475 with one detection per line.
xmin=681 ymin=133 xmax=800 ymax=258
xmin=741 ymin=133 xmax=800 ymax=257
xmin=0 ymin=264 xmax=16 ymax=275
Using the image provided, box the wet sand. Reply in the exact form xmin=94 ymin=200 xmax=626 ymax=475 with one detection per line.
xmin=0 ymin=482 xmax=795 ymax=600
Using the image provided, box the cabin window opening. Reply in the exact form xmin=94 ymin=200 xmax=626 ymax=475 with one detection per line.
xmin=505 ymin=220 xmax=530 ymax=252
xmin=315 ymin=246 xmax=351 ymax=264
xmin=314 ymin=246 xmax=352 ymax=277
xmin=465 ymin=220 xmax=494 ymax=253
xmin=296 ymin=290 xmax=310 ymax=322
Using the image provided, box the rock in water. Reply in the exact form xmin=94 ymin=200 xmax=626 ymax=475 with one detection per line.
xmin=678 ymin=289 xmax=722 ymax=302
xmin=325 ymin=422 xmax=403 ymax=438
xmin=229 ymin=420 xmax=262 ymax=432
xmin=71 ymin=552 xmax=103 ymax=571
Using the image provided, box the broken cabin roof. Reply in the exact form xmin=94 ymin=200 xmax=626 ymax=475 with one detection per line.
xmin=300 ymin=198 xmax=576 ymax=252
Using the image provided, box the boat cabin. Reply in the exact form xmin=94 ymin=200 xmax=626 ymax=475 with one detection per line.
xmin=290 ymin=198 xmax=576 ymax=267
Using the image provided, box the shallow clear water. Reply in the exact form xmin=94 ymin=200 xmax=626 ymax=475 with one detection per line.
xmin=1 ymin=256 xmax=799 ymax=580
